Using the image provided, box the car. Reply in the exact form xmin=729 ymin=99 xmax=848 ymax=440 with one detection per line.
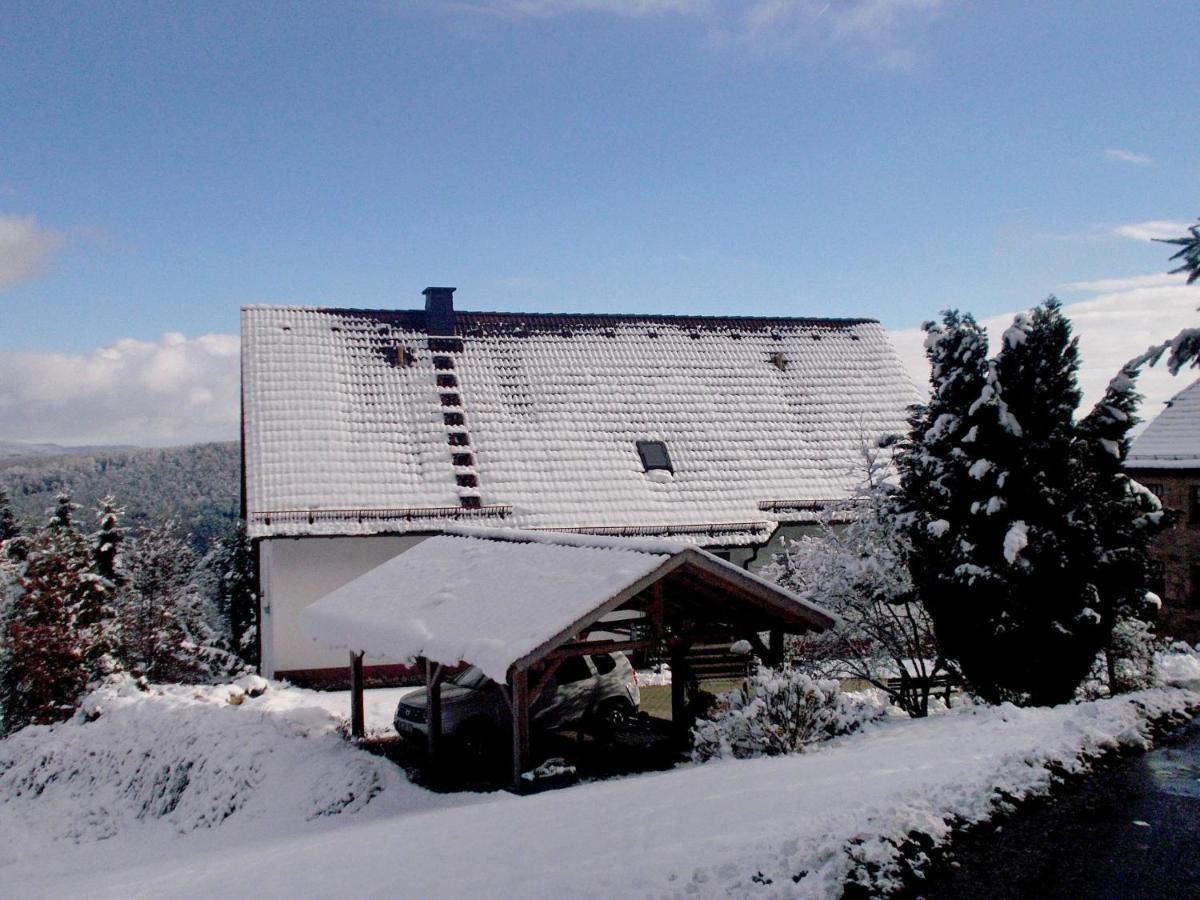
xmin=393 ymin=651 xmax=641 ymax=756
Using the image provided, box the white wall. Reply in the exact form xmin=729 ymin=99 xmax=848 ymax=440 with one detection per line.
xmin=259 ymin=534 xmax=428 ymax=677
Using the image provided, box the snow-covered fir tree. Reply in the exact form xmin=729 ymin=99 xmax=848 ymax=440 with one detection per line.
xmin=0 ymin=521 xmax=95 ymax=732
xmin=119 ymin=521 xmax=238 ymax=683
xmin=1076 ymin=363 xmax=1167 ymax=692
xmin=0 ymin=488 xmax=19 ymax=547
xmin=92 ymin=495 xmax=126 ymax=585
xmin=201 ymin=522 xmax=258 ymax=666
xmin=899 ymin=300 xmax=1167 ymax=705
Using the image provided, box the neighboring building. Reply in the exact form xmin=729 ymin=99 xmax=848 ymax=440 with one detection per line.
xmin=1127 ymin=376 xmax=1200 ymax=642
xmin=241 ymin=287 xmax=916 ymax=682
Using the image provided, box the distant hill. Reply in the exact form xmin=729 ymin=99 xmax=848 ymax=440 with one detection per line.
xmin=0 ymin=441 xmax=139 ymax=459
xmin=0 ymin=442 xmax=240 ymax=552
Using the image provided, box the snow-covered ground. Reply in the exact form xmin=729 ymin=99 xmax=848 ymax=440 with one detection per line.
xmin=2 ymin=673 xmax=1197 ymax=899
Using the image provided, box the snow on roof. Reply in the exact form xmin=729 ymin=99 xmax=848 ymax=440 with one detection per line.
xmin=299 ymin=531 xmax=834 ymax=681
xmin=1127 ymin=376 xmax=1200 ymax=469
xmin=242 ymin=304 xmax=917 ymax=539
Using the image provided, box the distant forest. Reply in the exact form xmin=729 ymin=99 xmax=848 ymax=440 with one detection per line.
xmin=0 ymin=442 xmax=240 ymax=553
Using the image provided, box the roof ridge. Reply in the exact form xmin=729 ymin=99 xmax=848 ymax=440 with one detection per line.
xmin=242 ymin=304 xmax=879 ymax=327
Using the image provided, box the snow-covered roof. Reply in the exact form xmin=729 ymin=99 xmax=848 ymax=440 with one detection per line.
xmin=242 ymin=300 xmax=916 ymax=540
xmin=1127 ymin=376 xmax=1200 ymax=470
xmin=299 ymin=529 xmax=836 ymax=681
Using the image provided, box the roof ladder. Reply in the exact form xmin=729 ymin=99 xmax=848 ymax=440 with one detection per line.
xmin=430 ymin=347 xmax=482 ymax=509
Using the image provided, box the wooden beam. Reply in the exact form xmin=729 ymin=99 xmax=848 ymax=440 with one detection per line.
xmin=544 ymin=637 xmax=660 ymax=661
xmin=349 ymin=651 xmax=365 ymax=740
xmin=510 ymin=667 xmax=531 ymax=793
xmin=531 ymin=657 xmax=564 ymax=705
xmin=510 ymin=554 xmax=690 ymax=672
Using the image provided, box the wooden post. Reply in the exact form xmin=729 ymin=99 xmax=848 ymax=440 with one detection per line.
xmin=768 ymin=628 xmax=785 ymax=668
xmin=510 ymin=667 xmax=531 ymax=793
xmin=425 ymin=657 xmax=443 ymax=766
xmin=669 ymin=648 xmax=689 ymax=745
xmin=349 ymin=651 xmax=365 ymax=740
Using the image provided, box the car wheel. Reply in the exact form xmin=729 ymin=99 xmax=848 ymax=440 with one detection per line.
xmin=589 ymin=699 xmax=634 ymax=739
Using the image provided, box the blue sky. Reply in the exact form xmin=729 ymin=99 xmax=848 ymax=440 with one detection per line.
xmin=1 ymin=1 xmax=1198 ymax=443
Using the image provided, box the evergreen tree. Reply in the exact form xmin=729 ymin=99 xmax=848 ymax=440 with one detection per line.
xmin=1157 ymin=218 xmax=1200 ymax=285
xmin=0 ymin=528 xmax=93 ymax=732
xmin=0 ymin=488 xmax=19 ymax=545
xmin=0 ymin=488 xmax=27 ymax=563
xmin=119 ymin=521 xmax=237 ymax=682
xmin=41 ymin=491 xmax=117 ymax=681
xmin=899 ymin=311 xmax=1014 ymax=702
xmin=1077 ymin=364 xmax=1168 ymax=691
xmin=217 ymin=522 xmax=258 ymax=666
xmin=898 ymin=300 xmax=1166 ymax=705
xmin=92 ymin=495 xmax=126 ymax=585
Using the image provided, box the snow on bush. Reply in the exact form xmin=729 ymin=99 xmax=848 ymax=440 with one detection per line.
xmin=1157 ymin=641 xmax=1200 ymax=685
xmin=0 ymin=676 xmax=411 ymax=858
xmin=692 ymin=668 xmax=888 ymax=761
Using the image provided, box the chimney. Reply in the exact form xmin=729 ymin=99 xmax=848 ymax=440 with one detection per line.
xmin=423 ymin=286 xmax=456 ymax=336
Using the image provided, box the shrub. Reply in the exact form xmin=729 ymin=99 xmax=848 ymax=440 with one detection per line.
xmin=692 ymin=668 xmax=886 ymax=762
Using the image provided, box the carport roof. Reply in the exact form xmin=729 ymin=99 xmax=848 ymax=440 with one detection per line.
xmin=300 ymin=527 xmax=836 ymax=682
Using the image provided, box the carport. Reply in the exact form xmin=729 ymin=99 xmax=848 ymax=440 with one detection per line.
xmin=300 ymin=527 xmax=836 ymax=792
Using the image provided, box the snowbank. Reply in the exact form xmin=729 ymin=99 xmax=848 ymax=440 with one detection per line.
xmin=4 ymin=685 xmax=1195 ymax=898
xmin=0 ymin=678 xmax=428 ymax=862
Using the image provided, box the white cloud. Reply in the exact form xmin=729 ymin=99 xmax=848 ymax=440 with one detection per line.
xmin=0 ymin=332 xmax=240 ymax=446
xmin=890 ymin=275 xmax=1200 ymax=427
xmin=826 ymin=0 xmax=949 ymax=39
xmin=0 ymin=214 xmax=62 ymax=292
xmin=452 ymin=0 xmax=706 ymax=17
xmin=1104 ymin=148 xmax=1153 ymax=166
xmin=1113 ymin=220 xmax=1194 ymax=242
xmin=446 ymin=0 xmax=953 ymax=56
xmin=1058 ymin=273 xmax=1183 ymax=294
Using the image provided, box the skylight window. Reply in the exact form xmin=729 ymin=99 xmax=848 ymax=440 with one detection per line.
xmin=636 ymin=440 xmax=673 ymax=474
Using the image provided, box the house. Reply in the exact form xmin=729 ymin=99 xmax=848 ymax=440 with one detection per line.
xmin=1126 ymin=376 xmax=1200 ymax=642
xmin=241 ymin=287 xmax=916 ymax=683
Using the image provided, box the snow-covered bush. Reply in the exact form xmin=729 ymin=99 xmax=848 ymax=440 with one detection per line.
xmin=762 ymin=447 xmax=948 ymax=718
xmin=0 ymin=676 xmax=412 ymax=851
xmin=1155 ymin=640 xmax=1200 ymax=686
xmin=1107 ymin=616 xmax=1158 ymax=693
xmin=692 ymin=668 xmax=886 ymax=762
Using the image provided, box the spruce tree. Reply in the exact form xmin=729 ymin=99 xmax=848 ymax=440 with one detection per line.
xmin=0 ymin=488 xmax=19 ymax=546
xmin=1077 ymin=364 xmax=1167 ymax=691
xmin=899 ymin=300 xmax=1166 ymax=705
xmin=0 ymin=528 xmax=92 ymax=732
xmin=217 ymin=522 xmax=258 ymax=666
xmin=93 ymin=495 xmax=126 ymax=585
xmin=900 ymin=311 xmax=1014 ymax=702
xmin=119 ymin=521 xmax=235 ymax=682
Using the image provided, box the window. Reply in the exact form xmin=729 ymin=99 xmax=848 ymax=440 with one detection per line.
xmin=591 ymin=653 xmax=616 ymax=675
xmin=1147 ymin=560 xmax=1166 ymax=599
xmin=636 ymin=440 xmax=673 ymax=473
xmin=558 ymin=657 xmax=592 ymax=684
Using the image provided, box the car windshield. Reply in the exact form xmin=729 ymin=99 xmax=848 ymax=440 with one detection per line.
xmin=450 ymin=665 xmax=492 ymax=690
